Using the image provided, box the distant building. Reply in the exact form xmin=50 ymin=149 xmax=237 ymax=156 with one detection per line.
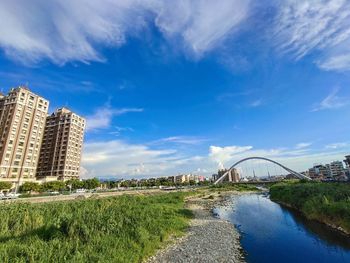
xmin=0 ymin=86 xmax=49 ymax=184
xmin=175 ymin=174 xmax=188 ymax=184
xmin=197 ymin=175 xmax=205 ymax=182
xmin=327 ymin=161 xmax=346 ymax=181
xmin=36 ymin=108 xmax=85 ymax=181
xmin=167 ymin=176 xmax=175 ymax=184
xmin=309 ymin=164 xmax=328 ymax=181
xmin=215 ymin=168 xmax=240 ymax=183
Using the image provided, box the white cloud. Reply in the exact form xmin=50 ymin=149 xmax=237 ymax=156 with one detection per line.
xmin=2 ymin=0 xmax=350 ymax=72
xmin=81 ymin=138 xmax=350 ymax=179
xmin=81 ymin=139 xmax=205 ymax=178
xmin=249 ymin=99 xmax=263 ymax=107
xmin=311 ymin=87 xmax=350 ymax=112
xmin=209 ymin=145 xmax=253 ymax=169
xmin=325 ymin=142 xmax=349 ymax=149
xmin=109 ymin=126 xmax=134 ymax=136
xmin=151 ymin=136 xmax=207 ymax=145
xmin=155 ymin=0 xmax=251 ymax=56
xmin=0 ymin=0 xmax=146 ymax=64
xmin=318 ymin=52 xmax=350 ymax=71
xmin=274 ymin=0 xmax=350 ymax=71
xmin=295 ymin=142 xmax=312 ymax=149
xmin=86 ymin=106 xmax=143 ymax=131
xmin=0 ymin=0 xmax=251 ymax=64
xmin=208 ymin=144 xmax=349 ymax=177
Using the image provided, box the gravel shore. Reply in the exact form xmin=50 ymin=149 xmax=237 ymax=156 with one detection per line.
xmin=147 ymin=192 xmax=245 ymax=263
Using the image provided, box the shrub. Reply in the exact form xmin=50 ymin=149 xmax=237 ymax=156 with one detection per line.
xmin=0 ymin=182 xmax=12 ymax=190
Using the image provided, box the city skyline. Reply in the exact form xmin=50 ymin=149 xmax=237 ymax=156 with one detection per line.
xmin=0 ymin=1 xmax=350 ymax=178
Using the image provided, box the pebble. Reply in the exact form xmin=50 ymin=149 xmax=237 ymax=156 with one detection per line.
xmin=147 ymin=194 xmax=245 ymax=263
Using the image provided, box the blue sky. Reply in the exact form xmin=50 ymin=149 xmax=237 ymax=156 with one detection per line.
xmin=1 ymin=0 xmax=350 ymax=178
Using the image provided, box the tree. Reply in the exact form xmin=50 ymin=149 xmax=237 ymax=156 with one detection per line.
xmin=19 ymin=182 xmax=41 ymax=193
xmin=66 ymin=179 xmax=84 ymax=190
xmin=83 ymin=178 xmax=100 ymax=189
xmin=0 ymin=181 xmax=12 ymax=190
xmin=189 ymin=180 xmax=196 ymax=186
xmin=42 ymin=181 xmax=66 ymax=192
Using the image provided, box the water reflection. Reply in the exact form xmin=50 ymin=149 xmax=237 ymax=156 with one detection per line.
xmin=214 ymin=194 xmax=350 ymax=263
xmin=286 ymin=206 xmax=350 ymax=250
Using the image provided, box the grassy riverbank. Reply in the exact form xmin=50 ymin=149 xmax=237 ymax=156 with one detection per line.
xmin=270 ymin=181 xmax=350 ymax=234
xmin=0 ymin=192 xmax=193 ymax=262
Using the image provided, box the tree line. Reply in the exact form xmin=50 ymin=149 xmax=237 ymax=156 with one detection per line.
xmin=18 ymin=178 xmax=100 ymax=193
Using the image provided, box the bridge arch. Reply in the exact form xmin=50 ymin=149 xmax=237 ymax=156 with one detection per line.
xmin=214 ymin=156 xmax=311 ymax=184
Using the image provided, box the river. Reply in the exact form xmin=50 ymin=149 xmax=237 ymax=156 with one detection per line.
xmin=213 ymin=193 xmax=350 ymax=263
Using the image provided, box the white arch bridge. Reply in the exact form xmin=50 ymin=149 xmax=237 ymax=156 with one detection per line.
xmin=214 ymin=156 xmax=311 ymax=185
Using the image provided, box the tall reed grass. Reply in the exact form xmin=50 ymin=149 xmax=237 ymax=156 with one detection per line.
xmin=0 ymin=192 xmax=193 ymax=262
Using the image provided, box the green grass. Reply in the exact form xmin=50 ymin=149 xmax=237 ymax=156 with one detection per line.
xmin=270 ymin=181 xmax=350 ymax=233
xmin=0 ymin=192 xmax=193 ymax=263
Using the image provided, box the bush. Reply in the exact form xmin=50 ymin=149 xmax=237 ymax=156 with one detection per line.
xmin=41 ymin=181 xmax=66 ymax=192
xmin=0 ymin=182 xmax=12 ymax=190
xmin=19 ymin=182 xmax=41 ymax=193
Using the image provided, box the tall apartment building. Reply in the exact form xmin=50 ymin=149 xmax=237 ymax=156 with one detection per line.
xmin=0 ymin=86 xmax=49 ymax=183
xmin=37 ymin=108 xmax=85 ymax=180
xmin=327 ymin=161 xmax=346 ymax=178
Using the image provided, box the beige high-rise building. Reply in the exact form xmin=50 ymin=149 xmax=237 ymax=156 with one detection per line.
xmin=0 ymin=86 xmax=49 ymax=184
xmin=37 ymin=108 xmax=85 ymax=180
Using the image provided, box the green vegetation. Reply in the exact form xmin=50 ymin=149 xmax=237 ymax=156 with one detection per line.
xmin=209 ymin=183 xmax=259 ymax=192
xmin=0 ymin=182 xmax=12 ymax=191
xmin=0 ymin=192 xmax=192 ymax=262
xmin=18 ymin=178 xmax=100 ymax=194
xmin=117 ymin=178 xmax=210 ymax=188
xmin=66 ymin=178 xmax=100 ymax=190
xmin=270 ymin=181 xmax=350 ymax=233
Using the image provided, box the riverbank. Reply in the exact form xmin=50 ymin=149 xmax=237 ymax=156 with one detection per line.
xmin=214 ymin=193 xmax=350 ymax=263
xmin=270 ymin=181 xmax=350 ymax=236
xmin=147 ymin=191 xmax=246 ymax=263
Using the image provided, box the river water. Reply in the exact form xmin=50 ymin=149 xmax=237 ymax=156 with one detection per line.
xmin=213 ymin=193 xmax=350 ymax=263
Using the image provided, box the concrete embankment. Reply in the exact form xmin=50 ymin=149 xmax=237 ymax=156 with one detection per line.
xmin=147 ymin=192 xmax=245 ymax=263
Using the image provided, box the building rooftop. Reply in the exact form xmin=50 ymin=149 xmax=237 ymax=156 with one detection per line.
xmin=56 ymin=107 xmax=72 ymax=114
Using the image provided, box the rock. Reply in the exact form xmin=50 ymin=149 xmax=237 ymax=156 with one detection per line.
xmin=146 ymin=194 xmax=245 ymax=263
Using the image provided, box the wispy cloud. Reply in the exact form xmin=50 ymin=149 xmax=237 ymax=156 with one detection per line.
xmin=249 ymin=99 xmax=263 ymax=107
xmin=311 ymin=87 xmax=350 ymax=112
xmin=0 ymin=0 xmax=251 ymax=64
xmin=325 ymin=142 xmax=350 ymax=149
xmin=216 ymin=89 xmax=257 ymax=102
xmin=155 ymin=0 xmax=251 ymax=57
xmin=109 ymin=126 xmax=134 ymax=136
xmin=295 ymin=142 xmax=312 ymax=149
xmin=273 ymin=0 xmax=350 ymax=71
xmin=150 ymin=136 xmax=207 ymax=145
xmin=86 ymin=105 xmax=143 ymax=131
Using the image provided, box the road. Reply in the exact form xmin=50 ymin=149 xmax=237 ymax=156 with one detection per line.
xmin=0 ymin=188 xmax=172 ymax=204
